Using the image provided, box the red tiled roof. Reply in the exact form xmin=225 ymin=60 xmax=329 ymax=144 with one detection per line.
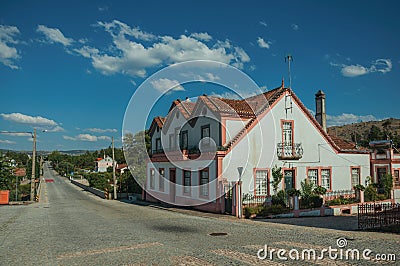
xmin=329 ymin=135 xmax=357 ymax=150
xmin=116 ymin=164 xmax=128 ymax=170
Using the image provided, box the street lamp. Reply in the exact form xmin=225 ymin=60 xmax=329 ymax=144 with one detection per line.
xmin=237 ymin=166 xmax=243 ymax=219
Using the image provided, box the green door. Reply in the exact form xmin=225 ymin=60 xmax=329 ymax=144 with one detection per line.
xmin=284 ymin=170 xmax=294 ymax=191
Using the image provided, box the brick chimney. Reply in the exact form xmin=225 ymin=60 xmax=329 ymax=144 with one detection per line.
xmin=315 ymin=90 xmax=327 ymax=132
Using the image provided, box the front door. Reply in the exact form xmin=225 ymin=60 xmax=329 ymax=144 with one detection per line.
xmin=169 ymin=169 xmax=176 ymax=203
xmin=284 ymin=170 xmax=294 ymax=191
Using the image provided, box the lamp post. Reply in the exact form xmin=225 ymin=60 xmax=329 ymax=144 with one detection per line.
xmin=237 ymin=166 xmax=243 ymax=219
xmin=112 ymin=136 xmax=117 ymax=200
xmin=30 ymin=128 xmax=36 ymax=201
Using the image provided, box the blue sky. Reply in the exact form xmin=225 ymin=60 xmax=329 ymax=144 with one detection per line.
xmin=0 ymin=0 xmax=399 ymax=151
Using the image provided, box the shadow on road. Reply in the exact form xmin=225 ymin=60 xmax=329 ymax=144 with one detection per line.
xmin=259 ymin=215 xmax=359 ymax=231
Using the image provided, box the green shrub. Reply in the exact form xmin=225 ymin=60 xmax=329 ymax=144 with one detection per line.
xmin=243 ymin=206 xmax=263 ymax=218
xmin=258 ymin=205 xmax=289 ymax=217
xmin=300 ymin=195 xmax=323 ymax=209
xmin=326 ymin=197 xmax=359 ymax=206
xmin=286 ymin=188 xmax=301 ymax=197
xmin=364 ymin=184 xmax=378 ymax=202
xmin=272 ymin=190 xmax=287 ymax=207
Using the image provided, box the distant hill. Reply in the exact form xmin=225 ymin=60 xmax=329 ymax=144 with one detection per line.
xmin=328 ymin=118 xmax=400 ymax=148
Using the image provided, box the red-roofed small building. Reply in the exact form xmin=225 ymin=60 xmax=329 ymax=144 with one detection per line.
xmin=95 ymin=155 xmax=115 ymax=173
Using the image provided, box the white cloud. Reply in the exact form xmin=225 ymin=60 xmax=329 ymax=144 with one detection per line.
xmin=0 ymin=132 xmax=32 ymax=137
xmin=0 ymin=139 xmax=16 ymax=144
xmin=64 ymin=20 xmax=250 ymax=77
xmin=150 ymin=78 xmax=185 ymax=93
xmin=0 ymin=112 xmax=64 ymax=133
xmin=190 ymin=32 xmax=212 ymax=41
xmin=63 ymin=134 xmax=111 ymax=142
xmin=0 ymin=25 xmax=21 ymax=69
xmin=98 ymin=136 xmax=111 ymax=141
xmin=1 ymin=112 xmax=58 ymax=126
xmin=291 ymin=24 xmax=299 ymax=31
xmin=37 ymin=25 xmax=74 ymax=46
xmin=331 ymin=59 xmax=392 ymax=77
xmin=73 ymin=46 xmax=99 ymax=58
xmin=327 ymin=113 xmax=377 ymax=127
xmin=259 ymin=21 xmax=268 ymax=27
xmin=257 ymin=37 xmax=270 ymax=49
xmin=63 ymin=135 xmax=76 ymax=141
xmin=76 ymin=134 xmax=97 ymax=142
xmin=86 ymin=128 xmax=117 ymax=133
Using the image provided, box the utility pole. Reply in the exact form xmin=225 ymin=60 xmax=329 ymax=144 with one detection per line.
xmin=30 ymin=128 xmax=36 ymax=201
xmin=112 ymin=136 xmax=117 ymax=200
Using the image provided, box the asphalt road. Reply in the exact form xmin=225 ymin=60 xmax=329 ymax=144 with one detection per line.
xmin=0 ymin=163 xmax=399 ymax=265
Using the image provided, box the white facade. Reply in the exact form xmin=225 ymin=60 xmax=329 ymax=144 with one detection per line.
xmin=95 ymin=155 xmax=114 ymax=173
xmin=146 ymin=86 xmax=371 ymax=210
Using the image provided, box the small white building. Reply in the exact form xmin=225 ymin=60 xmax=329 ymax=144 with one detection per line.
xmin=95 ymin=155 xmax=114 ymax=173
xmin=146 ymin=83 xmax=371 ymax=213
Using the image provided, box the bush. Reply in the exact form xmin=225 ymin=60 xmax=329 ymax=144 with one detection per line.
xmin=364 ymin=184 xmax=378 ymax=202
xmin=258 ymin=205 xmax=289 ymax=217
xmin=300 ymin=195 xmax=323 ymax=209
xmin=326 ymin=197 xmax=359 ymax=206
xmin=243 ymin=206 xmax=263 ymax=218
xmin=272 ymin=190 xmax=287 ymax=207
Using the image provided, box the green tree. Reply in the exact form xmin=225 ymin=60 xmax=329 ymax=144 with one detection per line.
xmin=271 ymin=165 xmax=283 ymax=194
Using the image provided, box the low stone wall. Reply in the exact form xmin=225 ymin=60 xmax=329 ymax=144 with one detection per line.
xmin=70 ymin=179 xmax=105 ymax=199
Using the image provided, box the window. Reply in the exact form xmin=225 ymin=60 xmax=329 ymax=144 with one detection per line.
xmin=307 ymin=169 xmax=318 ymax=187
xmin=159 ymin=168 xmax=165 ymax=191
xmin=255 ymin=170 xmax=269 ymax=196
xmin=181 ymin=130 xmax=188 ymax=150
xmin=351 ymin=168 xmax=360 ymax=188
xmin=183 ymin=170 xmax=191 ymax=194
xmin=394 ymin=170 xmax=399 ymax=187
xmin=282 ymin=121 xmax=293 ymax=145
xmin=150 ymin=168 xmax=155 ymax=189
xmin=169 ymin=134 xmax=175 ymax=149
xmin=281 ymin=120 xmax=294 ymax=157
xmin=155 ymin=138 xmax=161 ymax=152
xmin=321 ymin=169 xmax=331 ymax=190
xmin=201 ymin=125 xmax=210 ymax=146
xmin=199 ymin=168 xmax=209 ymax=196
xmin=377 ymin=167 xmax=387 ymax=183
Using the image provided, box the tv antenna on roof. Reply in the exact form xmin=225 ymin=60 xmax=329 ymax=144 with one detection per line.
xmin=285 ymin=54 xmax=293 ymax=89
xmin=284 ymin=54 xmax=293 ymax=117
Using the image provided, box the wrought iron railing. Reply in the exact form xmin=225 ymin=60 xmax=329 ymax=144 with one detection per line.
xmin=358 ymin=203 xmax=400 ymax=230
xmin=277 ymin=142 xmax=303 ymax=160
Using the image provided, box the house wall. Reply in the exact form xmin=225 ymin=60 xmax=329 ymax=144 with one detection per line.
xmin=223 ymin=91 xmax=370 ymax=196
xmin=146 ymin=159 xmax=221 ymax=208
xmin=224 ymin=118 xmax=250 ymax=145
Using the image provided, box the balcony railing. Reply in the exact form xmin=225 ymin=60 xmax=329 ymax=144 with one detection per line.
xmin=277 ymin=142 xmax=303 ymax=160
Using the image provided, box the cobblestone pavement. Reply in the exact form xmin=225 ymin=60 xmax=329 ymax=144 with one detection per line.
xmin=1 ymin=163 xmax=399 ymax=265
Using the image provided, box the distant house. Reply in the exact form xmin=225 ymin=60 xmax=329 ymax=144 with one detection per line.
xmin=146 ymin=83 xmax=371 ymax=213
xmin=95 ymin=155 xmax=115 ymax=172
xmin=116 ymin=163 xmax=128 ymax=174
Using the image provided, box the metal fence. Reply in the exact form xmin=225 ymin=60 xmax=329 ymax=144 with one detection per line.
xmin=358 ymin=203 xmax=400 ymax=230
xmin=324 ymin=189 xmax=355 ymax=201
xmin=242 ymin=193 xmax=270 ymax=207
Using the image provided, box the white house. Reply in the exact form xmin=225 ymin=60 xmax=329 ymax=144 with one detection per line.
xmin=95 ymin=155 xmax=115 ymax=173
xmin=146 ymin=83 xmax=371 ymax=213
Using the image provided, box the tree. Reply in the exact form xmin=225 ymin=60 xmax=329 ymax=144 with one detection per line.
xmin=0 ymin=157 xmax=13 ymax=190
xmin=271 ymin=165 xmax=283 ymax=194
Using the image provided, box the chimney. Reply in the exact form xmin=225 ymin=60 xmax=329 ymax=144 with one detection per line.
xmin=315 ymin=90 xmax=327 ymax=132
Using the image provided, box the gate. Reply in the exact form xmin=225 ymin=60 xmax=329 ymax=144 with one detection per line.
xmin=358 ymin=203 xmax=400 ymax=230
xmin=224 ymin=183 xmax=233 ymax=214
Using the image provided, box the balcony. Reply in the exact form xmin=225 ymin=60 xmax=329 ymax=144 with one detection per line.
xmin=277 ymin=142 xmax=303 ymax=160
